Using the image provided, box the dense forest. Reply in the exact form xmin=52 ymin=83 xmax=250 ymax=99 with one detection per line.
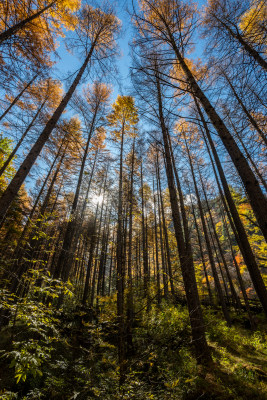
xmin=0 ymin=0 xmax=266 ymax=399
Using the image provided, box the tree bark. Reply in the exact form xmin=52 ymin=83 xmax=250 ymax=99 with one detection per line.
xmin=0 ymin=1 xmax=57 ymax=44
xmin=0 ymin=40 xmax=97 ymax=226
xmin=168 ymin=35 xmax=267 ymax=242
xmin=195 ymin=100 xmax=267 ymax=315
xmin=155 ymin=67 xmax=211 ymax=363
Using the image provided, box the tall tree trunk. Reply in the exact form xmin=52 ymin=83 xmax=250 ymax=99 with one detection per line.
xmin=156 ymin=163 xmax=168 ymax=299
xmin=82 ymin=206 xmax=99 ymax=305
xmin=0 ymin=39 xmax=98 ymax=225
xmin=126 ymin=139 xmax=135 ymax=356
xmin=221 ymin=208 xmax=256 ymax=329
xmin=157 ymin=150 xmax=175 ymax=298
xmin=195 ymin=100 xmax=267 ymax=315
xmin=55 ymin=104 xmax=99 ymax=281
xmin=213 ymin=15 xmax=267 ymax=71
xmin=140 ymin=161 xmax=149 ymax=299
xmin=153 ymin=179 xmax=161 ymax=305
xmin=116 ymin=122 xmax=126 ymax=384
xmin=169 ymin=37 xmax=267 ymax=241
xmin=155 ymin=67 xmax=211 ymax=363
xmin=0 ymin=73 xmax=38 ymax=122
xmin=191 ymin=201 xmax=213 ymax=304
xmin=222 ymin=72 xmax=267 ymax=146
xmin=0 ymin=1 xmax=57 ymax=43
xmin=0 ymin=100 xmax=46 ymax=177
xmin=199 ymin=169 xmax=241 ymax=308
xmin=184 ymin=136 xmax=231 ymax=324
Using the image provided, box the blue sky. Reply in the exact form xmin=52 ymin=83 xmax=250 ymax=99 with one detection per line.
xmin=53 ymin=0 xmax=135 ymax=102
xmin=53 ymin=0 xmax=208 ymax=103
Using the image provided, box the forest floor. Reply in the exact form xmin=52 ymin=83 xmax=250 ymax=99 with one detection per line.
xmin=0 ymin=297 xmax=266 ymax=400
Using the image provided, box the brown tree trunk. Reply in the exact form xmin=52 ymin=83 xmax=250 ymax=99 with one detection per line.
xmin=155 ymin=67 xmax=211 ymax=363
xmin=153 ymin=179 xmax=161 ymax=305
xmin=222 ymin=72 xmax=267 ymax=146
xmin=126 ymin=139 xmax=135 ymax=356
xmin=169 ymin=37 xmax=267 ymax=241
xmin=213 ymin=15 xmax=267 ymax=71
xmin=0 ymin=73 xmax=38 ymax=122
xmin=199 ymin=169 xmax=241 ymax=308
xmin=184 ymin=136 xmax=231 ymax=324
xmin=0 ymin=100 xmax=46 ymax=177
xmin=195 ymin=100 xmax=267 ymax=315
xmin=140 ymin=161 xmax=149 ymax=299
xmin=157 ymin=150 xmax=175 ymax=298
xmin=55 ymin=104 xmax=99 ymax=281
xmin=116 ymin=122 xmax=126 ymax=384
xmin=0 ymin=1 xmax=57 ymax=44
xmin=191 ymin=201 xmax=213 ymax=304
xmin=0 ymin=40 xmax=97 ymax=226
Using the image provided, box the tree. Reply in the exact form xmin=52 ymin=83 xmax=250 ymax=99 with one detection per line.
xmin=134 ymin=0 xmax=267 ymax=244
xmin=203 ymin=0 xmax=267 ymax=71
xmin=0 ymin=4 xmax=121 ymax=226
xmin=107 ymin=95 xmax=138 ymax=383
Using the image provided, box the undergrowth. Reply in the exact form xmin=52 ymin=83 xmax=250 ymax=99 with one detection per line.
xmin=0 ymin=285 xmax=266 ymax=399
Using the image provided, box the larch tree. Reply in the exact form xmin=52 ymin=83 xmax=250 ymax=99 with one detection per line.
xmin=107 ymin=95 xmax=138 ymax=383
xmin=0 ymin=4 xmax=121 ymax=226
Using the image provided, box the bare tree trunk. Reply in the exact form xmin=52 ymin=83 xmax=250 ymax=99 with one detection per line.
xmin=126 ymin=139 xmax=135 ymax=356
xmin=55 ymin=105 xmax=99 ymax=282
xmin=169 ymin=37 xmax=267 ymax=241
xmin=191 ymin=200 xmax=213 ymax=304
xmin=0 ymin=73 xmax=38 ymax=122
xmin=196 ymin=100 xmax=267 ymax=315
xmin=213 ymin=15 xmax=267 ymax=71
xmin=0 ymin=1 xmax=57 ymax=43
xmin=156 ymin=163 xmax=168 ymax=299
xmin=140 ymin=161 xmax=149 ymax=299
xmin=155 ymin=67 xmax=211 ymax=363
xmin=184 ymin=136 xmax=231 ymax=324
xmin=153 ymin=179 xmax=161 ymax=305
xmin=222 ymin=72 xmax=267 ymax=146
xmin=199 ymin=169 xmax=241 ymax=308
xmin=157 ymin=151 xmax=175 ymax=298
xmin=0 ymin=100 xmax=46 ymax=177
xmin=116 ymin=123 xmax=126 ymax=384
xmin=0 ymin=40 xmax=97 ymax=225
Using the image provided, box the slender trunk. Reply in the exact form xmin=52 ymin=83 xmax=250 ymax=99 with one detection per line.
xmin=195 ymin=100 xmax=267 ymax=315
xmin=199 ymin=170 xmax=241 ymax=308
xmin=169 ymin=36 xmax=267 ymax=241
xmin=155 ymin=67 xmax=211 ymax=363
xmin=81 ymin=150 xmax=98 ymax=218
xmin=0 ymin=100 xmax=46 ymax=177
xmin=184 ymin=137 xmax=231 ymax=324
xmin=157 ymin=151 xmax=175 ymax=298
xmin=116 ymin=122 xmax=126 ymax=384
xmin=0 ymin=73 xmax=38 ymax=122
xmin=10 ymin=139 xmax=64 ymax=261
xmin=221 ymin=208 xmax=256 ymax=329
xmin=214 ymin=16 xmax=267 ymax=71
xmin=140 ymin=161 xmax=149 ymax=298
xmin=0 ymin=40 xmax=97 ymax=226
xmin=82 ymin=207 xmax=99 ymax=305
xmin=153 ymin=179 xmax=161 ymax=305
xmin=55 ymin=106 xmax=99 ymax=281
xmin=0 ymin=1 xmax=57 ymax=43
xmin=223 ymin=72 xmax=267 ymax=146
xmin=156 ymin=164 xmax=168 ymax=299
xmin=191 ymin=201 xmax=213 ymax=304
xmin=126 ymin=139 xmax=135 ymax=356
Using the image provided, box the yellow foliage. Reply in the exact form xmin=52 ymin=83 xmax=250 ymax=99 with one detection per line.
xmin=239 ymin=0 xmax=267 ymax=48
